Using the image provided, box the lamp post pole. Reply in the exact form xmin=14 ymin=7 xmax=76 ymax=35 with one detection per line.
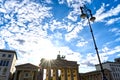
xmin=80 ymin=6 xmax=108 ymax=80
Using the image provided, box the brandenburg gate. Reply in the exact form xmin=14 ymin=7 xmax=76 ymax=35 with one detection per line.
xmin=39 ymin=54 xmax=79 ymax=80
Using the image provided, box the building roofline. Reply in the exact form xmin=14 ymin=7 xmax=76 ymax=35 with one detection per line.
xmin=114 ymin=57 xmax=120 ymax=60
xmin=16 ymin=63 xmax=39 ymax=68
xmin=0 ymin=49 xmax=18 ymax=59
xmin=95 ymin=61 xmax=120 ymax=66
xmin=79 ymin=69 xmax=111 ymax=74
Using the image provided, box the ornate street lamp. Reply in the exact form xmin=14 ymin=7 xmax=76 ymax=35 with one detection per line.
xmin=80 ymin=5 xmax=108 ymax=80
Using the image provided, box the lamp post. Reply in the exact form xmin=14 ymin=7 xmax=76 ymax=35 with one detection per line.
xmin=80 ymin=5 xmax=108 ymax=80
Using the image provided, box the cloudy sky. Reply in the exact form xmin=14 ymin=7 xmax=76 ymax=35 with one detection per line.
xmin=0 ymin=0 xmax=120 ymax=73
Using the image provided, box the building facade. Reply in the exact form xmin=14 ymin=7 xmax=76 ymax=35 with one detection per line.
xmin=0 ymin=49 xmax=17 ymax=80
xmin=95 ymin=58 xmax=120 ymax=80
xmin=39 ymin=54 xmax=79 ymax=80
xmin=14 ymin=63 xmax=39 ymax=80
xmin=80 ymin=69 xmax=113 ymax=80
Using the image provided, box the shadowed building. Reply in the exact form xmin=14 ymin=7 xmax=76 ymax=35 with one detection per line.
xmin=95 ymin=58 xmax=120 ymax=80
xmin=79 ymin=69 xmax=113 ymax=80
xmin=0 ymin=49 xmax=17 ymax=80
xmin=39 ymin=54 xmax=79 ymax=80
xmin=13 ymin=63 xmax=39 ymax=80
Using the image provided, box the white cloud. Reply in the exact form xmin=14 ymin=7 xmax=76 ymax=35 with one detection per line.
xmin=100 ymin=46 xmax=120 ymax=60
xmin=117 ymin=54 xmax=120 ymax=57
xmin=0 ymin=8 xmax=6 ymax=13
xmin=95 ymin=3 xmax=105 ymax=17
xmin=109 ymin=28 xmax=120 ymax=36
xmin=66 ymin=0 xmax=92 ymax=7
xmin=0 ymin=0 xmax=119 ymax=74
xmin=16 ymin=42 xmax=82 ymax=66
xmin=65 ymin=23 xmax=83 ymax=41
xmin=79 ymin=45 xmax=120 ymax=73
xmin=95 ymin=4 xmax=120 ymax=22
xmin=47 ymin=18 xmax=84 ymax=42
xmin=0 ymin=0 xmax=84 ymax=68
xmin=58 ymin=0 xmax=65 ymax=4
xmin=16 ymin=38 xmax=60 ymax=65
xmin=76 ymin=41 xmax=88 ymax=47
xmin=101 ymin=47 xmax=109 ymax=53
xmin=49 ymin=20 xmax=63 ymax=32
xmin=56 ymin=46 xmax=82 ymax=62
xmin=106 ymin=17 xmax=120 ymax=25
xmin=0 ymin=38 xmax=5 ymax=49
xmin=44 ymin=0 xmax=53 ymax=4
xmin=67 ymin=10 xmax=79 ymax=21
xmin=115 ymin=37 xmax=120 ymax=42
xmin=109 ymin=28 xmax=118 ymax=32
xmin=0 ymin=0 xmax=53 ymax=64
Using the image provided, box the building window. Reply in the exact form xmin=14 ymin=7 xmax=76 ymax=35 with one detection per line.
xmin=8 ymin=54 xmax=12 ymax=58
xmin=24 ymin=72 xmax=30 ymax=78
xmin=6 ymin=61 xmax=9 ymax=66
xmin=3 ymin=61 xmax=6 ymax=66
xmin=2 ymin=54 xmax=6 ymax=57
xmin=0 ymin=60 xmax=3 ymax=66
xmin=2 ymin=68 xmax=7 ymax=75
xmin=25 ymin=73 xmax=28 ymax=77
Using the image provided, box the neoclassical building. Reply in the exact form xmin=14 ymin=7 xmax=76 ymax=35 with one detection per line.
xmin=95 ymin=57 xmax=120 ymax=80
xmin=80 ymin=69 xmax=113 ymax=80
xmin=14 ymin=63 xmax=39 ymax=80
xmin=0 ymin=49 xmax=17 ymax=80
xmin=39 ymin=54 xmax=79 ymax=80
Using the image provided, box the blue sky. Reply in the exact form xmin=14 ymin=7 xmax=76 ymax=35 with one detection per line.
xmin=0 ymin=0 xmax=120 ymax=73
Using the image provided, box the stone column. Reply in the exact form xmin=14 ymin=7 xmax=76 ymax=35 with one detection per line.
xmin=19 ymin=70 xmax=24 ymax=80
xmin=14 ymin=70 xmax=18 ymax=80
xmin=73 ymin=68 xmax=79 ymax=80
xmin=71 ymin=68 xmax=74 ymax=80
xmin=76 ymin=67 xmax=79 ymax=80
xmin=53 ymin=68 xmax=58 ymax=80
xmin=61 ymin=68 xmax=67 ymax=80
xmin=30 ymin=71 xmax=33 ymax=80
xmin=65 ymin=68 xmax=67 ymax=80
xmin=46 ymin=68 xmax=51 ymax=80
xmin=67 ymin=68 xmax=72 ymax=80
xmin=35 ymin=71 xmax=38 ymax=80
xmin=39 ymin=68 xmax=44 ymax=80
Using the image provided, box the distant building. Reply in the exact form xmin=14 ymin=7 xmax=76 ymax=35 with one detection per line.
xmin=114 ymin=57 xmax=120 ymax=63
xmin=95 ymin=58 xmax=120 ymax=80
xmin=79 ymin=69 xmax=113 ymax=80
xmin=0 ymin=49 xmax=17 ymax=80
xmin=13 ymin=63 xmax=39 ymax=80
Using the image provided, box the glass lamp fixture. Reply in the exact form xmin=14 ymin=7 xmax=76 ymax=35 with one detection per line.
xmin=80 ymin=6 xmax=96 ymax=21
xmin=80 ymin=13 xmax=87 ymax=19
xmin=80 ymin=7 xmax=87 ymax=19
xmin=89 ymin=9 xmax=96 ymax=22
xmin=90 ymin=16 xmax=96 ymax=22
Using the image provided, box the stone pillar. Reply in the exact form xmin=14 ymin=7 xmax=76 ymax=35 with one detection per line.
xmin=14 ymin=70 xmax=18 ymax=80
xmin=30 ymin=71 xmax=34 ymax=80
xmin=67 ymin=68 xmax=72 ymax=80
xmin=73 ymin=68 xmax=79 ymax=80
xmin=53 ymin=68 xmax=58 ymax=80
xmin=19 ymin=70 xmax=24 ymax=80
xmin=46 ymin=68 xmax=51 ymax=80
xmin=77 ymin=67 xmax=79 ymax=80
xmin=39 ymin=68 xmax=44 ymax=80
xmin=71 ymin=68 xmax=74 ymax=80
xmin=61 ymin=68 xmax=67 ymax=80
xmin=35 ymin=71 xmax=37 ymax=80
